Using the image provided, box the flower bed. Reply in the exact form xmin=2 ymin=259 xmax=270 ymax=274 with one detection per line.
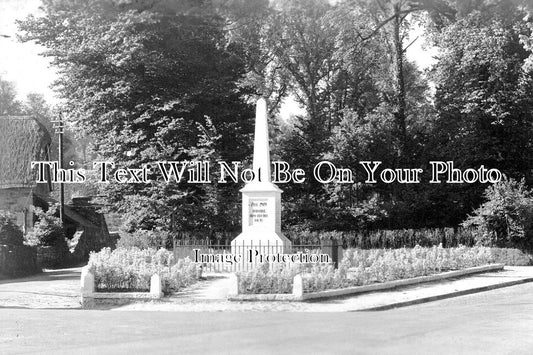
xmin=237 ymin=245 xmax=531 ymax=294
xmin=87 ymin=247 xmax=200 ymax=293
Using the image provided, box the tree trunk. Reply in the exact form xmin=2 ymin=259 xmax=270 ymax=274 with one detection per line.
xmin=392 ymin=3 xmax=407 ymax=157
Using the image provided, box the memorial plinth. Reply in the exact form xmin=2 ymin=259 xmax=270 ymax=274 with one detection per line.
xmin=231 ymin=98 xmax=291 ymax=255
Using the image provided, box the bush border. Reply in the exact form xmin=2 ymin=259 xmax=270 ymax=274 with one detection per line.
xmin=227 ymin=264 xmax=504 ymax=301
xmin=80 ymin=266 xmax=163 ymax=308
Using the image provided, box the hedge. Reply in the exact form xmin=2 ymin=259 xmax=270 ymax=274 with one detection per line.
xmin=0 ymin=245 xmax=41 ymax=278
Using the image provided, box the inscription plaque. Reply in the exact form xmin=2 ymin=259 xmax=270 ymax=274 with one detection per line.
xmin=248 ymin=198 xmax=269 ymax=225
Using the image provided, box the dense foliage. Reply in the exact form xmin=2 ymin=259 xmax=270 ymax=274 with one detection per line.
xmin=238 ymin=263 xmax=298 ymax=294
xmin=286 ymin=226 xmax=478 ymax=247
xmin=25 ymin=206 xmax=66 ymax=247
xmin=464 ymin=178 xmax=533 ymax=250
xmin=18 ymin=0 xmax=254 ymax=235
xmin=88 ymin=247 xmax=200 ymax=293
xmin=116 ymin=228 xmax=171 ymax=249
xmin=340 ymin=245 xmax=523 ymax=283
xmin=15 ymin=0 xmax=533 ymax=243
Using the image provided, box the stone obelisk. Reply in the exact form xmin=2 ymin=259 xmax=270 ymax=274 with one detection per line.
xmin=231 ymin=98 xmax=291 ymax=253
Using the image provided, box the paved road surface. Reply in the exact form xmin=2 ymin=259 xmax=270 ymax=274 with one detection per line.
xmin=1 ymin=282 xmax=532 ymax=354
xmin=0 ymin=268 xmax=81 ymax=309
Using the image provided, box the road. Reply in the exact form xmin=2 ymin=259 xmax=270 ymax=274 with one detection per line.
xmin=1 ymin=282 xmax=532 ymax=354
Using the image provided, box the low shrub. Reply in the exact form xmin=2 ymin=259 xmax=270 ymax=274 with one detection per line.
xmin=302 ymin=263 xmax=348 ymax=292
xmin=237 ymin=262 xmax=349 ymax=294
xmin=340 ymin=245 xmax=492 ymax=284
xmin=116 ymin=229 xmax=171 ymax=249
xmin=238 ymin=263 xmax=301 ymax=294
xmin=488 ymin=248 xmax=532 ymax=266
xmin=463 ymin=178 xmax=533 ymax=250
xmin=25 ymin=206 xmax=66 ymax=247
xmin=87 ymin=247 xmax=199 ymax=293
xmin=0 ymin=211 xmax=24 ymax=246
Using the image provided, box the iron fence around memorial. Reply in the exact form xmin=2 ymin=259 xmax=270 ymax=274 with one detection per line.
xmin=172 ymin=238 xmax=326 ymax=272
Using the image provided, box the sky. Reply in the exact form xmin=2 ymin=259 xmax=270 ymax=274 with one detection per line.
xmin=0 ymin=0 xmax=56 ymax=104
xmin=0 ymin=0 xmax=438 ymax=118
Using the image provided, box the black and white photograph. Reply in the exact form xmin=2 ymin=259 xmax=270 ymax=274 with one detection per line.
xmin=1 ymin=0 xmax=533 ymax=353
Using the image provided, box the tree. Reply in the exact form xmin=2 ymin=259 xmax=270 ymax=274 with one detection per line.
xmin=238 ymin=0 xmax=436 ymax=229
xmin=18 ymin=0 xmax=254 ymax=236
xmin=0 ymin=75 xmax=23 ymax=115
xmin=463 ymin=178 xmax=533 ymax=250
xmin=252 ymin=0 xmax=384 ymax=227
xmin=341 ymin=0 xmax=455 ymax=156
xmin=424 ymin=1 xmax=533 ymax=225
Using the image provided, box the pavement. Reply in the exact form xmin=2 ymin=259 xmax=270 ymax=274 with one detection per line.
xmin=1 ymin=282 xmax=533 ymax=354
xmin=172 ymin=273 xmax=233 ymax=300
xmin=1 ymin=266 xmax=533 ymax=312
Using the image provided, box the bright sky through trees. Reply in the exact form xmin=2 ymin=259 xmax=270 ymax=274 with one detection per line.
xmin=0 ymin=0 xmax=56 ymax=103
xmin=0 ymin=0 xmax=437 ymax=116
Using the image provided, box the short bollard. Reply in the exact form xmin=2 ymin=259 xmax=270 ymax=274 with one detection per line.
xmin=228 ymin=273 xmax=239 ymax=296
xmin=81 ymin=267 xmax=94 ymax=296
xmin=80 ymin=267 xmax=95 ymax=307
xmin=292 ymin=274 xmax=303 ymax=299
xmin=150 ymin=274 xmax=163 ymax=298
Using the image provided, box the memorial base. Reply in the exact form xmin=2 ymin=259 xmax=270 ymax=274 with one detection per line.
xmin=231 ymin=231 xmax=291 ymax=253
xmin=231 ymin=231 xmax=291 ymax=271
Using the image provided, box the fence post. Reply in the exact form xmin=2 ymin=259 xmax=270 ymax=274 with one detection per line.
xmin=150 ymin=274 xmax=163 ymax=298
xmin=292 ymin=274 xmax=303 ymax=299
xmin=321 ymin=238 xmax=340 ymax=268
xmin=336 ymin=242 xmax=343 ymax=267
xmin=173 ymin=236 xmax=176 ymax=261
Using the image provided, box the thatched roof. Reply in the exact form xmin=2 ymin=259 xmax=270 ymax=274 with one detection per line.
xmin=0 ymin=116 xmax=51 ymax=189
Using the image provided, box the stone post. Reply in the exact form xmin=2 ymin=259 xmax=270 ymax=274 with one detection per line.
xmin=80 ymin=267 xmax=95 ymax=295
xmin=292 ymin=274 xmax=303 ymax=299
xmin=150 ymin=274 xmax=163 ymax=298
xmin=228 ymin=273 xmax=239 ymax=296
xmin=80 ymin=266 xmax=95 ymax=307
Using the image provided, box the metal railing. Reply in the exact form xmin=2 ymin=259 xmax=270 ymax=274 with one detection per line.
xmin=173 ymin=238 xmax=325 ymax=272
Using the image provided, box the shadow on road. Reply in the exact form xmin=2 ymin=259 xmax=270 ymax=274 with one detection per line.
xmin=0 ymin=267 xmax=83 ymax=285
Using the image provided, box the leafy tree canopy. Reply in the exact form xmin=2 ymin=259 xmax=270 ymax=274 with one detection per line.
xmin=18 ymin=0 xmax=254 ymax=233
